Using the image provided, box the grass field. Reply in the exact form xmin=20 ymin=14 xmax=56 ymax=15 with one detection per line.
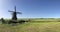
xmin=0 ymin=18 xmax=60 ymax=32
xmin=0 ymin=21 xmax=60 ymax=32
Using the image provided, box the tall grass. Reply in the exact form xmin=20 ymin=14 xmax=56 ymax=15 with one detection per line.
xmin=0 ymin=21 xmax=60 ymax=32
xmin=0 ymin=18 xmax=60 ymax=32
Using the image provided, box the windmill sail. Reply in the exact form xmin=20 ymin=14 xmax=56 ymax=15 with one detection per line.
xmin=16 ymin=12 xmax=22 ymax=14
xmin=8 ymin=10 xmax=14 ymax=12
xmin=15 ymin=6 xmax=16 ymax=12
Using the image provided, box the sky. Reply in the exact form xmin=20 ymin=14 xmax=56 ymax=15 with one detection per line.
xmin=0 ymin=0 xmax=60 ymax=18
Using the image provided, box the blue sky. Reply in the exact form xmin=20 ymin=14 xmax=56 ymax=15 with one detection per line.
xmin=0 ymin=0 xmax=60 ymax=18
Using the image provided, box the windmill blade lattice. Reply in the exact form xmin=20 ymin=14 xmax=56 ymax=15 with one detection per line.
xmin=8 ymin=10 xmax=14 ymax=12
xmin=16 ymin=12 xmax=22 ymax=14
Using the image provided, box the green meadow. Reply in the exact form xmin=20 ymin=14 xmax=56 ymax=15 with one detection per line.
xmin=0 ymin=18 xmax=60 ymax=32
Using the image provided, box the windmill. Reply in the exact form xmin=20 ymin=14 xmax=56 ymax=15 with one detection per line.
xmin=8 ymin=6 xmax=22 ymax=20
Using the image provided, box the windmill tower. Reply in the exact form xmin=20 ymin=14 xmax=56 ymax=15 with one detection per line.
xmin=8 ymin=6 xmax=22 ymax=20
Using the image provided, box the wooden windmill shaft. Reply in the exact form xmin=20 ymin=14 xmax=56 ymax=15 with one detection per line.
xmin=8 ymin=6 xmax=22 ymax=20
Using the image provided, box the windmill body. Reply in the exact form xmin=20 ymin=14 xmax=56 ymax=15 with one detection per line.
xmin=8 ymin=6 xmax=22 ymax=20
xmin=12 ymin=12 xmax=17 ymax=20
